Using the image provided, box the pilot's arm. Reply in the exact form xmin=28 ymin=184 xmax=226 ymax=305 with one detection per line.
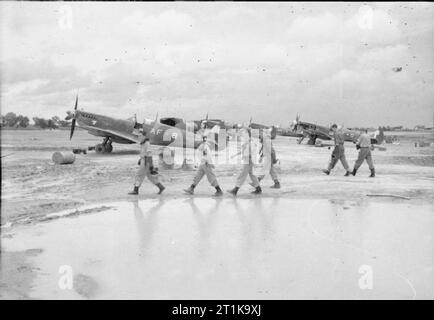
xmin=355 ymin=135 xmax=361 ymax=149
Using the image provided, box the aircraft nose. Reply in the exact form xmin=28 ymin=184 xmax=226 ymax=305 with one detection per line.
xmin=65 ymin=111 xmax=74 ymax=121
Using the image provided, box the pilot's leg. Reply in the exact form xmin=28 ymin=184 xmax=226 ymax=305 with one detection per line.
xmin=339 ymin=147 xmax=351 ymax=176
xmin=324 ymin=147 xmax=338 ymax=174
xmin=129 ymin=161 xmax=146 ymax=194
xmin=269 ymin=164 xmax=280 ymax=188
xmin=205 ymin=164 xmax=223 ymax=196
xmin=236 ymin=164 xmax=250 ymax=188
xmin=248 ymin=163 xmax=262 ymax=194
xmin=135 ymin=162 xmax=147 ymax=187
xmin=353 ymin=149 xmax=365 ymax=175
xmin=204 ymin=164 xmax=218 ymax=187
xmin=145 ymin=162 xmax=165 ymax=194
xmin=366 ymin=149 xmax=375 ymax=177
xmin=184 ymin=164 xmax=205 ymax=195
xmin=193 ymin=165 xmax=206 ymax=186
xmin=366 ymin=150 xmax=374 ymax=170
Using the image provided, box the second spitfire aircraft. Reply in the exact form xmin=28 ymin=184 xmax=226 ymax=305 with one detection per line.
xmin=65 ymin=95 xmax=226 ymax=153
xmin=277 ymin=114 xmax=385 ymax=146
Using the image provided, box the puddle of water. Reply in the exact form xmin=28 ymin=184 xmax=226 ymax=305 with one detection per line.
xmin=2 ymin=198 xmax=433 ymax=299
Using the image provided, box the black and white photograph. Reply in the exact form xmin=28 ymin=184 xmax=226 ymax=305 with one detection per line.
xmin=0 ymin=1 xmax=433 ymax=302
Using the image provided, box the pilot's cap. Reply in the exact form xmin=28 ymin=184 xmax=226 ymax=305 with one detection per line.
xmin=331 ymin=124 xmax=338 ymax=129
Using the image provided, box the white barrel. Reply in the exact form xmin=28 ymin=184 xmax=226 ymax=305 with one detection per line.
xmin=52 ymin=152 xmax=76 ymax=165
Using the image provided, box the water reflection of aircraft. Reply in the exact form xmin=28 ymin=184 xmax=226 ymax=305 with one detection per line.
xmin=65 ymin=95 xmax=224 ymax=153
xmin=278 ymin=114 xmax=385 ymax=147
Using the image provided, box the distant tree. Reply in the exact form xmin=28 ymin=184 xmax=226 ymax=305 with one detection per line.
xmin=16 ymin=115 xmax=29 ymax=128
xmin=4 ymin=112 xmax=18 ymax=127
xmin=51 ymin=116 xmax=60 ymax=125
xmin=58 ymin=120 xmax=70 ymax=127
xmin=47 ymin=119 xmax=58 ymax=130
xmin=33 ymin=117 xmax=48 ymax=129
xmin=50 ymin=115 xmax=70 ymax=127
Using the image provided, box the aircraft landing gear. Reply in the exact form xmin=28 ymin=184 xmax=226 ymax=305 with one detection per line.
xmin=95 ymin=138 xmax=113 ymax=154
xmin=95 ymin=144 xmax=105 ymax=153
xmin=105 ymin=142 xmax=113 ymax=153
xmin=307 ymin=135 xmax=317 ymax=145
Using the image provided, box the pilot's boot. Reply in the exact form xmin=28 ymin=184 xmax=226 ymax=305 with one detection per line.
xmin=251 ymin=186 xmax=262 ymax=194
xmin=250 ymin=175 xmax=265 ymax=187
xmin=352 ymin=168 xmax=357 ymax=176
xmin=344 ymin=171 xmax=351 ymax=176
xmin=213 ymin=186 xmax=223 ymax=197
xmin=369 ymin=168 xmax=375 ymax=178
xmin=270 ymin=180 xmax=280 ymax=189
xmin=156 ymin=183 xmax=165 ymax=194
xmin=322 ymin=169 xmax=330 ymax=175
xmin=128 ymin=186 xmax=139 ymax=195
xmin=184 ymin=184 xmax=195 ymax=195
xmin=228 ymin=186 xmax=239 ymax=196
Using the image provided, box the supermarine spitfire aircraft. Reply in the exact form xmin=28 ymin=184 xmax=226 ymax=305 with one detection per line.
xmin=65 ymin=95 xmax=225 ymax=153
xmin=278 ymin=114 xmax=385 ymax=146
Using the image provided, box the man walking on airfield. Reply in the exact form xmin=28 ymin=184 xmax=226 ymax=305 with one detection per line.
xmin=184 ymin=135 xmax=223 ymax=196
xmin=128 ymin=131 xmax=165 ymax=195
xmin=352 ymin=129 xmax=375 ymax=177
xmin=322 ymin=124 xmax=351 ymax=176
xmin=228 ymin=127 xmax=262 ymax=196
xmin=253 ymin=129 xmax=280 ymax=188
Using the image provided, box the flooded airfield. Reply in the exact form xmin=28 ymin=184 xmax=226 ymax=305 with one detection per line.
xmin=1 ymin=129 xmax=433 ymax=299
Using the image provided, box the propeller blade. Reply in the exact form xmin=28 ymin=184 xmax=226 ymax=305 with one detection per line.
xmin=74 ymin=94 xmax=78 ymax=110
xmin=70 ymin=118 xmax=76 ymax=140
xmin=152 ymin=112 xmax=159 ymax=130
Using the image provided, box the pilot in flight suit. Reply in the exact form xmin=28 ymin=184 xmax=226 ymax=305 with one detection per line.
xmin=257 ymin=129 xmax=280 ymax=188
xmin=322 ymin=124 xmax=351 ymax=176
xmin=184 ymin=135 xmax=223 ymax=196
xmin=128 ymin=131 xmax=165 ymax=195
xmin=352 ymin=130 xmax=375 ymax=177
xmin=228 ymin=127 xmax=262 ymax=196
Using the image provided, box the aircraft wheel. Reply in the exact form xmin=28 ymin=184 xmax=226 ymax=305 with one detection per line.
xmin=95 ymin=144 xmax=106 ymax=153
xmin=105 ymin=144 xmax=113 ymax=153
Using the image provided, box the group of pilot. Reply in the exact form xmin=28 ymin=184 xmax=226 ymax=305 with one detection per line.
xmin=128 ymin=123 xmax=375 ymax=196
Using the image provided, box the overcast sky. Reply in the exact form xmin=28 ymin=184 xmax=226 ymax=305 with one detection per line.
xmin=0 ymin=2 xmax=433 ymax=127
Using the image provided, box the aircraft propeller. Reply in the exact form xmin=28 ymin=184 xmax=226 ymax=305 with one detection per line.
xmin=152 ymin=112 xmax=159 ymax=130
xmin=65 ymin=94 xmax=79 ymax=140
xmin=201 ymin=113 xmax=209 ymax=128
xmin=292 ymin=114 xmax=300 ymax=132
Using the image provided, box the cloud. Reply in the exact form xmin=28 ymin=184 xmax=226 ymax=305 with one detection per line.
xmin=0 ymin=2 xmax=433 ymax=127
xmin=286 ymin=7 xmax=401 ymax=46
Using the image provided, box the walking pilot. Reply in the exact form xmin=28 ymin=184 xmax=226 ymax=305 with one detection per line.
xmin=228 ymin=127 xmax=262 ymax=196
xmin=252 ymin=129 xmax=280 ymax=188
xmin=184 ymin=135 xmax=223 ymax=196
xmin=322 ymin=124 xmax=351 ymax=176
xmin=351 ymin=129 xmax=375 ymax=177
xmin=128 ymin=131 xmax=165 ymax=195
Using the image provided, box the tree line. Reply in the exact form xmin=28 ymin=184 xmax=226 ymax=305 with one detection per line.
xmin=1 ymin=112 xmax=70 ymax=129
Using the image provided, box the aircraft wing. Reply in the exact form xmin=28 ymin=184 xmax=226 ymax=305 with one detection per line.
xmin=85 ymin=127 xmax=139 ymax=144
xmin=302 ymin=128 xmax=332 ymax=140
xmin=276 ymin=129 xmax=304 ymax=138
